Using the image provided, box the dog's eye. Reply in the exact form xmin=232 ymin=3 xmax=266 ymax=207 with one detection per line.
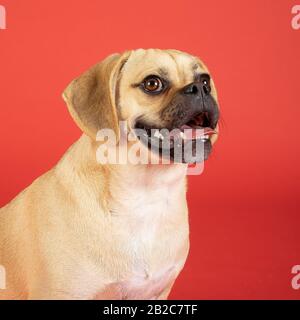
xmin=141 ymin=76 xmax=164 ymax=94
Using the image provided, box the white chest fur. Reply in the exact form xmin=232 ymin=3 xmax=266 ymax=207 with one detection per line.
xmin=93 ymin=164 xmax=190 ymax=299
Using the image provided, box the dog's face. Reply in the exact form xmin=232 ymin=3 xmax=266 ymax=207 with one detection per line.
xmin=63 ymin=49 xmax=219 ymax=163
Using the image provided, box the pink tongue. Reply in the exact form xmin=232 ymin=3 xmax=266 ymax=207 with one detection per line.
xmin=180 ymin=125 xmax=216 ymax=139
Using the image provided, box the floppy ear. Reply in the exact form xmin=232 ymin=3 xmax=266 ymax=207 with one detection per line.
xmin=62 ymin=52 xmax=130 ymax=139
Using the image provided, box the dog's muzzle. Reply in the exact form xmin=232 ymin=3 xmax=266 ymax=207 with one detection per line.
xmin=168 ymin=79 xmax=219 ymax=130
xmin=134 ymin=79 xmax=220 ymax=163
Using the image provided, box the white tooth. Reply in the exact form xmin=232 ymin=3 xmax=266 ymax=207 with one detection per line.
xmin=180 ymin=132 xmax=185 ymax=139
xmin=154 ymin=130 xmax=160 ymax=138
xmin=154 ymin=130 xmax=164 ymax=140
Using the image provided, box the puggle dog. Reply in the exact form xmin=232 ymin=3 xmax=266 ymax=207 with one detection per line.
xmin=0 ymin=49 xmax=219 ymax=300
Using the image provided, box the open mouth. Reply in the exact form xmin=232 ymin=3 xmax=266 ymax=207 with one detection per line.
xmin=133 ymin=112 xmax=218 ymax=163
xmin=181 ymin=112 xmax=216 ymax=141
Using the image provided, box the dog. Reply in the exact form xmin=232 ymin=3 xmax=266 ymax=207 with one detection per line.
xmin=0 ymin=49 xmax=219 ymax=299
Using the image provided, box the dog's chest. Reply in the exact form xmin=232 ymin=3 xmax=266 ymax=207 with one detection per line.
xmin=95 ymin=265 xmax=178 ymax=300
xmin=94 ymin=184 xmax=189 ymax=299
xmin=109 ymin=184 xmax=188 ymax=255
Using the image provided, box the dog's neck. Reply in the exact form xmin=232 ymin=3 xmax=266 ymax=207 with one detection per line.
xmin=56 ymin=134 xmax=188 ymax=211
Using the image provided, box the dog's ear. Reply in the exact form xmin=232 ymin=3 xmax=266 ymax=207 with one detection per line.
xmin=62 ymin=52 xmax=130 ymax=139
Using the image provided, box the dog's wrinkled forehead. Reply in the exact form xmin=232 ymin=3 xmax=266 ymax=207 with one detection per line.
xmin=121 ymin=49 xmax=208 ymax=88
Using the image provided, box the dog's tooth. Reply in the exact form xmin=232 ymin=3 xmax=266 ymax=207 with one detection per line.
xmin=154 ymin=130 xmax=164 ymax=140
xmin=153 ymin=130 xmax=160 ymax=138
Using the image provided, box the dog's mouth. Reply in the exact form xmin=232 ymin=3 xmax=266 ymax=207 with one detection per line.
xmin=133 ymin=112 xmax=218 ymax=163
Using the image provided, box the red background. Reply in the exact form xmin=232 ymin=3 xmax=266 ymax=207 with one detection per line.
xmin=0 ymin=0 xmax=299 ymax=299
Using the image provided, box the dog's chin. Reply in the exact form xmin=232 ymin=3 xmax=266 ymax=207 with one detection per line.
xmin=133 ymin=113 xmax=217 ymax=164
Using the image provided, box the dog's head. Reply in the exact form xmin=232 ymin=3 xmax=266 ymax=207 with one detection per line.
xmin=63 ymin=49 xmax=219 ymax=163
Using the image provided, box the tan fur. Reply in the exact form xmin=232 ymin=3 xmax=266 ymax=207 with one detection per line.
xmin=0 ymin=49 xmax=218 ymax=300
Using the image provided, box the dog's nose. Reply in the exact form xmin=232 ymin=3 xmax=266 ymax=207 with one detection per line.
xmin=183 ymin=83 xmax=199 ymax=95
xmin=183 ymin=81 xmax=211 ymax=96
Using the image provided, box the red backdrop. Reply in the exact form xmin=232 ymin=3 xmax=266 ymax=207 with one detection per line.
xmin=0 ymin=0 xmax=299 ymax=299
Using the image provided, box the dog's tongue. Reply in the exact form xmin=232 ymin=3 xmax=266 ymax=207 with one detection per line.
xmin=180 ymin=125 xmax=216 ymax=140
